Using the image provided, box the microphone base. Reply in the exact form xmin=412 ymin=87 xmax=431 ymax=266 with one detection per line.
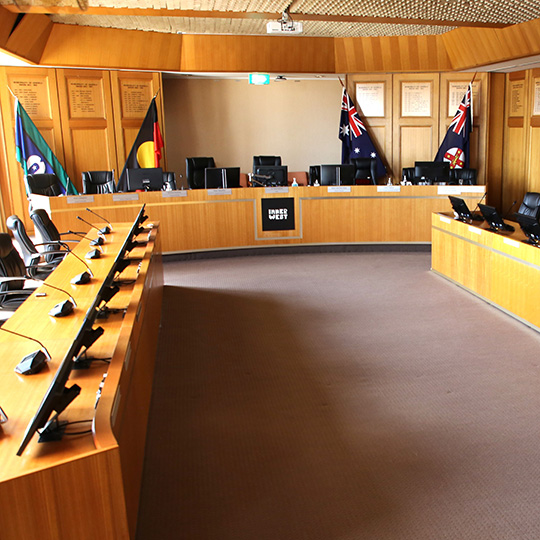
xmin=15 ymin=350 xmax=48 ymax=375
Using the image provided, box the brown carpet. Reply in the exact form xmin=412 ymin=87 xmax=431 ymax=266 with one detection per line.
xmin=136 ymin=251 xmax=540 ymax=540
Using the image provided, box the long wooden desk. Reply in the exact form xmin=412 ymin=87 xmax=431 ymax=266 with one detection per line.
xmin=0 ymin=222 xmax=163 ymax=540
xmin=431 ymin=212 xmax=540 ymax=331
xmin=30 ymin=185 xmax=486 ymax=254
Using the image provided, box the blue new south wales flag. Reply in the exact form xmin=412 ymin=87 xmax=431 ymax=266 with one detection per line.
xmin=434 ymin=83 xmax=473 ymax=168
xmin=338 ymin=87 xmax=386 ymax=179
xmin=15 ymin=98 xmax=77 ymax=195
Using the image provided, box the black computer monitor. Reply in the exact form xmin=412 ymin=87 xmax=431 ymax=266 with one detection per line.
xmin=478 ymin=203 xmax=515 ymax=233
xmin=253 ymin=165 xmax=288 ymax=187
xmin=514 ymin=213 xmax=540 ymax=245
xmin=126 ymin=167 xmax=163 ymax=191
xmin=320 ymin=164 xmax=355 ymax=186
xmin=449 ymin=196 xmax=473 ymax=221
xmin=414 ymin=161 xmax=450 ymax=184
xmin=204 ymin=167 xmax=241 ymax=189
xmin=16 ymin=205 xmax=149 ymax=456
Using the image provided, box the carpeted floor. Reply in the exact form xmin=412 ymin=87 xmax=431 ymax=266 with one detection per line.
xmin=136 ymin=251 xmax=540 ymax=540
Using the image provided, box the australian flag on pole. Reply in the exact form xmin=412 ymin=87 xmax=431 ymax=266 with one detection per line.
xmin=15 ymin=98 xmax=77 ymax=195
xmin=434 ymin=83 xmax=472 ymax=168
xmin=117 ymin=97 xmax=164 ymax=191
xmin=339 ymin=87 xmax=386 ymax=179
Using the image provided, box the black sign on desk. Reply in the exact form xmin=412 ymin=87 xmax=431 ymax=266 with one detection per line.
xmin=261 ymin=197 xmax=295 ymax=231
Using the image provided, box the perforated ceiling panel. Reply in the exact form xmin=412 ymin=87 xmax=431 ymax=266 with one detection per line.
xmin=5 ymin=0 xmax=540 ymax=37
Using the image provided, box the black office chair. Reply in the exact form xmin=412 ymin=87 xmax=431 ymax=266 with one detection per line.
xmin=351 ymin=157 xmax=377 ymax=185
xmin=162 ymin=171 xmax=177 ymax=191
xmin=24 ymin=174 xmax=63 ymax=197
xmin=82 ymin=171 xmax=116 ymax=194
xmin=516 ymin=192 xmax=540 ymax=219
xmin=449 ymin=168 xmax=477 ymax=185
xmin=0 ymin=233 xmax=37 ymax=312
xmin=253 ymin=156 xmax=281 ymax=172
xmin=6 ymin=215 xmax=65 ymax=279
xmin=30 ymin=209 xmax=77 ymax=264
xmin=186 ymin=157 xmax=215 ymax=189
xmin=402 ymin=167 xmax=415 ymax=183
xmin=309 ymin=165 xmax=321 ymax=185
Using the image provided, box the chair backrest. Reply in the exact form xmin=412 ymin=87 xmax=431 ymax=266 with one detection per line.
xmin=253 ymin=156 xmax=281 ymax=171
xmin=6 ymin=215 xmax=38 ymax=266
xmin=0 ymin=233 xmax=26 ymax=285
xmin=402 ymin=167 xmax=415 ymax=183
xmin=30 ymin=209 xmax=64 ymax=263
xmin=449 ymin=168 xmax=477 ymax=185
xmin=186 ymin=157 xmax=215 ymax=189
xmin=351 ymin=158 xmax=377 ymax=185
xmin=309 ymin=165 xmax=321 ymax=185
xmin=518 ymin=192 xmax=540 ymax=219
xmin=82 ymin=171 xmax=116 ymax=194
xmin=162 ymin=171 xmax=177 ymax=190
xmin=25 ymin=174 xmax=63 ymax=197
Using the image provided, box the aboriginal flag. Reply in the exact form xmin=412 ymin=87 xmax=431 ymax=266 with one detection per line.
xmin=117 ymin=97 xmax=164 ymax=191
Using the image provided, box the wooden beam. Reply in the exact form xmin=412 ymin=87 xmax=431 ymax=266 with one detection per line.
xmin=5 ymin=14 xmax=52 ymax=64
xmin=2 ymin=4 xmax=509 ymax=29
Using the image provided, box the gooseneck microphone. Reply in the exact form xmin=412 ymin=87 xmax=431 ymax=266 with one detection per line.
xmin=85 ymin=208 xmax=114 ymax=232
xmin=37 ymin=240 xmax=94 ymax=283
xmin=471 ymin=191 xmax=487 ymax=215
xmin=76 ymin=215 xmax=111 ymax=235
xmin=35 ymin=281 xmax=77 ymax=309
xmin=67 ymin=229 xmax=104 ymax=246
xmin=0 ymin=326 xmax=51 ymax=375
xmin=503 ymin=199 xmax=518 ymax=219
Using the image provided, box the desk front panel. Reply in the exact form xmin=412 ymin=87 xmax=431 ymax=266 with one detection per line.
xmin=31 ymin=185 xmax=486 ymax=253
xmin=432 ymin=213 xmax=540 ymax=331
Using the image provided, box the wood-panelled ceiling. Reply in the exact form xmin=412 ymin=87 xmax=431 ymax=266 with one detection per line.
xmin=2 ymin=0 xmax=540 ymax=73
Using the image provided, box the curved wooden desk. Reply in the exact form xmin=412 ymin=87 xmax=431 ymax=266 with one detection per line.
xmin=0 ymin=223 xmax=162 ymax=540
xmin=432 ymin=212 xmax=540 ymax=331
xmin=30 ymin=185 xmax=486 ymax=254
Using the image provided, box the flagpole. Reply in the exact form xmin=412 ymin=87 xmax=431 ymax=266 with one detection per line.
xmin=7 ymin=86 xmax=17 ymax=100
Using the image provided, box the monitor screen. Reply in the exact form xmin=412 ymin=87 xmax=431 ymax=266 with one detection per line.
xmin=478 ymin=203 xmax=514 ymax=233
xmin=514 ymin=213 xmax=540 ymax=245
xmin=126 ymin=167 xmax=163 ymax=192
xmin=16 ymin=205 xmax=148 ymax=456
xmin=320 ymin=164 xmax=355 ymax=186
xmin=204 ymin=167 xmax=241 ymax=189
xmin=449 ymin=196 xmax=473 ymax=221
xmin=414 ymin=161 xmax=450 ymax=184
xmin=254 ymin=166 xmax=288 ymax=187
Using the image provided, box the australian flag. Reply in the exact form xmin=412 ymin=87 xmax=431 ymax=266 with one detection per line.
xmin=339 ymin=87 xmax=386 ymax=179
xmin=434 ymin=83 xmax=472 ymax=168
xmin=15 ymin=98 xmax=77 ymax=195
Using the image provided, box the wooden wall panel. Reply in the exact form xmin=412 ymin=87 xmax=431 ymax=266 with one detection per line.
xmin=392 ymin=73 xmax=440 ymax=177
xmin=0 ymin=67 xmax=65 ymax=223
xmin=56 ymin=69 xmax=117 ymax=193
xmin=502 ymin=71 xmax=530 ymax=212
xmin=110 ymin=71 xmax=165 ymax=175
xmin=347 ymin=73 xmax=393 ymax=176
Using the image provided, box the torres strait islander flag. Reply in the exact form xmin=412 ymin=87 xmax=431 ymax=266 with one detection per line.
xmin=15 ymin=98 xmax=77 ymax=195
xmin=338 ymin=87 xmax=386 ymax=179
xmin=117 ymin=97 xmax=164 ymax=191
xmin=434 ymin=83 xmax=473 ymax=169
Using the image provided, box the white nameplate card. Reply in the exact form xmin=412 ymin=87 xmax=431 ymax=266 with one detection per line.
xmin=468 ymin=226 xmax=482 ymax=235
xmin=208 ymin=188 xmax=232 ymax=196
xmin=162 ymin=190 xmax=188 ymax=198
xmin=265 ymin=187 xmax=289 ymax=194
xmin=504 ymin=238 xmax=520 ymax=248
xmin=113 ymin=193 xmax=139 ymax=202
xmin=460 ymin=186 xmax=485 ymax=193
xmin=438 ymin=186 xmax=462 ymax=195
xmin=377 ymin=185 xmax=401 ymax=193
xmin=439 ymin=215 xmax=451 ymax=224
xmin=67 ymin=195 xmax=94 ymax=204
xmin=327 ymin=186 xmax=351 ymax=193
